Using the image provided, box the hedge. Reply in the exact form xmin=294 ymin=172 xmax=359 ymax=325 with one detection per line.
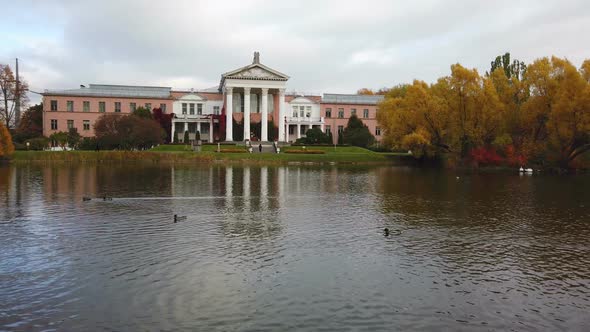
xmin=284 ymin=150 xmax=325 ymax=154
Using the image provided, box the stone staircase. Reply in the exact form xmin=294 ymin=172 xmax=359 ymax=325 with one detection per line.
xmin=246 ymin=142 xmax=290 ymax=153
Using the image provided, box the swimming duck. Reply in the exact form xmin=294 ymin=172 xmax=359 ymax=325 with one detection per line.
xmin=82 ymin=197 xmax=91 ymax=201
xmin=174 ymin=214 xmax=187 ymax=223
xmin=384 ymin=228 xmax=401 ymax=236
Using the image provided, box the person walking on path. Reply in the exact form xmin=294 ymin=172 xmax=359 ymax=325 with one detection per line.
xmin=259 ymin=144 xmax=262 ymax=153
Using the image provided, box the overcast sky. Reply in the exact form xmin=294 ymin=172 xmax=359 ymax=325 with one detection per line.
xmin=2 ymin=0 xmax=589 ymax=104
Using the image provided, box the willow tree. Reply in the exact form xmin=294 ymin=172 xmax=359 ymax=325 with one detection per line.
xmin=378 ymin=65 xmax=505 ymax=160
xmin=522 ymin=57 xmax=590 ymax=166
xmin=489 ymin=68 xmax=529 ymax=151
xmin=377 ymin=80 xmax=451 ymax=159
xmin=377 ymin=56 xmax=590 ymax=167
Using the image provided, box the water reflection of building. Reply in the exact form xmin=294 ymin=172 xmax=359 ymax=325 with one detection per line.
xmin=42 ymin=165 xmax=99 ymax=201
xmin=169 ymin=166 xmax=285 ymax=238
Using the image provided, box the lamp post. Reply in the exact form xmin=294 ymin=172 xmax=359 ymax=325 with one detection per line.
xmin=26 ymin=141 xmax=30 ymax=150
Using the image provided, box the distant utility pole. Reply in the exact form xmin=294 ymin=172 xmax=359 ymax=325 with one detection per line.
xmin=15 ymin=58 xmax=21 ymax=128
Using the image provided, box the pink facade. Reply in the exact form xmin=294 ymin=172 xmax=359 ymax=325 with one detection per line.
xmin=43 ymin=95 xmax=173 ymax=137
xmin=320 ymin=102 xmax=383 ymax=144
xmin=42 ymin=54 xmax=387 ymax=144
xmin=42 ymin=92 xmax=384 ymax=142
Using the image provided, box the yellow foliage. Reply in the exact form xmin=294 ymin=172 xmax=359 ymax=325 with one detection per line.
xmin=377 ymin=55 xmax=590 ymax=167
xmin=0 ymin=121 xmax=15 ymax=158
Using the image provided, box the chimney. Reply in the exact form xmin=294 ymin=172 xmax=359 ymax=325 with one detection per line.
xmin=253 ymin=51 xmax=260 ymax=64
xmin=80 ymin=84 xmax=86 ymax=88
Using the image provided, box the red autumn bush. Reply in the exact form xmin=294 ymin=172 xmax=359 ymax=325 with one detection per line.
xmin=469 ymin=147 xmax=503 ymax=166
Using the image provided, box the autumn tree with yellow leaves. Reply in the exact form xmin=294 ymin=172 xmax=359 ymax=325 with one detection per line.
xmin=0 ymin=121 xmax=15 ymax=159
xmin=377 ymin=55 xmax=590 ymax=168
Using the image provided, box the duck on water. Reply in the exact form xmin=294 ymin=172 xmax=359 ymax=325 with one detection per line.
xmin=383 ymin=228 xmax=401 ymax=236
xmin=174 ymin=214 xmax=187 ymax=223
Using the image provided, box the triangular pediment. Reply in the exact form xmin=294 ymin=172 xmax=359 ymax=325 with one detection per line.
xmin=177 ymin=93 xmax=206 ymax=101
xmin=222 ymin=63 xmax=289 ymax=81
xmin=290 ymin=96 xmax=317 ymax=104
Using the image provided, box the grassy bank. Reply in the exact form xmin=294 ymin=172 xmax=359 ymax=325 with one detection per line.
xmin=11 ymin=146 xmax=412 ymax=165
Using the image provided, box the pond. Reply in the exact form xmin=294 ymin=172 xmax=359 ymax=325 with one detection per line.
xmin=1 ymin=164 xmax=589 ymax=331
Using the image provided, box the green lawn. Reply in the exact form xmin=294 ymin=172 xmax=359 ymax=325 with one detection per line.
xmin=148 ymin=144 xmax=410 ymax=163
xmin=11 ymin=145 xmax=411 ymax=164
xmin=150 ymin=144 xmax=246 ymax=152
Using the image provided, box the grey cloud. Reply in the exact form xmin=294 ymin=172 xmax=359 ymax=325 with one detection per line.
xmin=1 ymin=0 xmax=589 ymax=105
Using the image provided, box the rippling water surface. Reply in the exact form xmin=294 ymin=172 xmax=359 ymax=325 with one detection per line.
xmin=0 ymin=164 xmax=589 ymax=331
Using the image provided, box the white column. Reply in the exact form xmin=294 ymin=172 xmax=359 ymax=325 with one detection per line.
xmin=321 ymin=123 xmax=325 ymax=132
xmin=243 ymin=87 xmax=251 ymax=141
xmin=184 ymin=122 xmax=188 ymax=133
xmin=308 ymin=123 xmax=313 ymax=132
xmin=261 ymin=88 xmax=268 ymax=141
xmin=209 ymin=121 xmax=213 ymax=142
xmin=278 ymin=88 xmax=286 ymax=142
xmin=171 ymin=121 xmax=175 ymax=143
xmin=196 ymin=122 xmax=201 ymax=135
xmin=297 ymin=123 xmax=301 ymax=139
xmin=225 ymin=87 xmax=233 ymax=141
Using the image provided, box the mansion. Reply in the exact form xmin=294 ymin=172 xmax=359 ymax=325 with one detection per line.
xmin=42 ymin=52 xmax=384 ymax=144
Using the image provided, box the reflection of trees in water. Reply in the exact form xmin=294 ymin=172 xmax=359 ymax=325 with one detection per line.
xmin=0 ymin=165 xmax=16 ymax=220
xmin=94 ymin=164 xmax=172 ymax=196
xmin=374 ymin=167 xmax=590 ymax=286
xmin=1 ymin=165 xmax=52 ymax=220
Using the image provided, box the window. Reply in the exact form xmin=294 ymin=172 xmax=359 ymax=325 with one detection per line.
xmin=50 ymin=119 xmax=58 ymax=130
xmin=67 ymin=120 xmax=74 ymax=129
xmin=375 ymin=127 xmax=381 ymax=136
xmin=300 ymin=126 xmax=306 ymax=135
xmin=99 ymin=102 xmax=105 ymax=113
xmin=213 ymin=106 xmax=220 ymax=115
xmin=67 ymin=100 xmax=74 ymax=112
xmin=189 ymin=103 xmax=195 ymax=115
xmin=145 ymin=103 xmax=151 ymax=110
xmin=325 ymin=125 xmax=331 ymax=134
xmin=351 ymin=108 xmax=356 ymax=116
xmin=306 ymin=106 xmax=311 ymax=117
xmin=114 ymin=102 xmax=121 ymax=113
xmin=160 ymin=103 xmax=166 ymax=113
xmin=338 ymin=125 xmax=344 ymax=133
xmin=289 ymin=126 xmax=295 ymax=135
xmin=83 ymin=120 xmax=90 ymax=131
xmin=182 ymin=103 xmax=187 ymax=114
xmin=292 ymin=106 xmax=298 ymax=117
xmin=363 ymin=109 xmax=369 ymax=118
xmin=83 ymin=101 xmax=90 ymax=112
xmin=197 ymin=104 xmax=202 ymax=115
xmin=130 ymin=102 xmax=137 ymax=112
xmin=50 ymin=100 xmax=58 ymax=111
xmin=300 ymin=106 xmax=304 ymax=118
xmin=325 ymin=108 xmax=332 ymax=118
xmin=338 ymin=108 xmax=344 ymax=118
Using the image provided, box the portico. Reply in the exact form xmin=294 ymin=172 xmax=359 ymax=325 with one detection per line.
xmin=220 ymin=52 xmax=289 ymax=142
xmin=171 ymin=92 xmax=222 ymax=143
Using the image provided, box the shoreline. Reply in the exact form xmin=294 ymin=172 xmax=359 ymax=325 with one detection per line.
xmin=7 ymin=151 xmax=588 ymax=173
xmin=8 ymin=150 xmax=414 ymax=166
